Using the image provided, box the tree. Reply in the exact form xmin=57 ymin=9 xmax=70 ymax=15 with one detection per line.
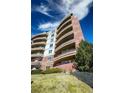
xmin=75 ymin=41 xmax=93 ymax=72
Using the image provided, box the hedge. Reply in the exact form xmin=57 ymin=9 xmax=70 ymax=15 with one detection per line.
xmin=31 ymin=69 xmax=42 ymax=74
xmin=41 ymin=68 xmax=63 ymax=74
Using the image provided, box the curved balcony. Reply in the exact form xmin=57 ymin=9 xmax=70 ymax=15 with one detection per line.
xmin=32 ymin=42 xmax=46 ymax=46
xmin=55 ymin=39 xmax=75 ymax=52
xmin=57 ymin=14 xmax=72 ymax=30
xmin=54 ymin=49 xmax=76 ymax=63
xmin=31 ymin=47 xmax=45 ymax=51
xmin=56 ymin=24 xmax=73 ymax=39
xmin=31 ymin=61 xmax=41 ymax=66
xmin=56 ymin=31 xmax=73 ymax=44
xmin=32 ymin=37 xmax=47 ymax=41
xmin=31 ymin=54 xmax=43 ymax=58
xmin=31 ymin=33 xmax=48 ymax=40
xmin=57 ymin=19 xmax=71 ymax=34
xmin=33 ymin=39 xmax=46 ymax=44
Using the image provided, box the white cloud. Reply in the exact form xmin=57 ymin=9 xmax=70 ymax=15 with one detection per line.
xmin=32 ymin=0 xmax=92 ymax=32
xmin=38 ymin=22 xmax=59 ymax=31
xmin=32 ymin=0 xmax=92 ymax=20
xmin=62 ymin=0 xmax=93 ymax=20
xmin=33 ymin=3 xmax=53 ymax=17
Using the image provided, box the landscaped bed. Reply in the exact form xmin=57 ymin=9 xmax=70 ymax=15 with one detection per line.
xmin=31 ymin=73 xmax=92 ymax=93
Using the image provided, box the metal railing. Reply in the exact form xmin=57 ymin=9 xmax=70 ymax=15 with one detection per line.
xmin=54 ymin=49 xmax=76 ymax=62
xmin=55 ymin=39 xmax=75 ymax=52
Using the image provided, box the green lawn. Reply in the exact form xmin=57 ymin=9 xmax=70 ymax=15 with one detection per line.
xmin=31 ymin=73 xmax=93 ymax=93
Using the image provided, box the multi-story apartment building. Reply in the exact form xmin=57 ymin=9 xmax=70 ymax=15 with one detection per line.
xmin=31 ymin=13 xmax=84 ymax=72
xmin=53 ymin=13 xmax=84 ymax=72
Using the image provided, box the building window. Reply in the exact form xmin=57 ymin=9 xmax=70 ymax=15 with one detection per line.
xmin=49 ymin=50 xmax=52 ymax=53
xmin=51 ymin=34 xmax=54 ymax=37
xmin=48 ymin=56 xmax=52 ymax=61
xmin=52 ymin=31 xmax=54 ymax=33
xmin=50 ymin=44 xmax=53 ymax=47
xmin=51 ymin=38 xmax=54 ymax=42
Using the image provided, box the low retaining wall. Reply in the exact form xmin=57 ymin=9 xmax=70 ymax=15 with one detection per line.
xmin=54 ymin=63 xmax=76 ymax=72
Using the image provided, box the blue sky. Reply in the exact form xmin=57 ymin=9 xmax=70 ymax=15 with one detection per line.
xmin=31 ymin=0 xmax=93 ymax=43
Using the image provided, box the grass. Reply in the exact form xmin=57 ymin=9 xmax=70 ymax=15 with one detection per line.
xmin=32 ymin=73 xmax=93 ymax=93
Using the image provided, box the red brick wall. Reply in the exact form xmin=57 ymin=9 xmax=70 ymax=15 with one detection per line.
xmin=40 ymin=56 xmax=54 ymax=70
xmin=72 ymin=16 xmax=85 ymax=48
xmin=54 ymin=63 xmax=76 ymax=72
xmin=40 ymin=57 xmax=48 ymax=70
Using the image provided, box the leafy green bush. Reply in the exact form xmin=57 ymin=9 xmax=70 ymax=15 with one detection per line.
xmin=31 ymin=69 xmax=42 ymax=74
xmin=75 ymin=41 xmax=93 ymax=72
xmin=41 ymin=68 xmax=63 ymax=74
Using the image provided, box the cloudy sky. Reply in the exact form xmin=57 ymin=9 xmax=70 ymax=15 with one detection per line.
xmin=31 ymin=0 xmax=93 ymax=43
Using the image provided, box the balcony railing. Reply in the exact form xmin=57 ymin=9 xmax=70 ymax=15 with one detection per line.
xmin=31 ymin=33 xmax=48 ymax=40
xmin=56 ymin=31 xmax=73 ymax=44
xmin=55 ymin=39 xmax=75 ymax=52
xmin=31 ymin=53 xmax=43 ymax=57
xmin=31 ymin=61 xmax=41 ymax=65
xmin=57 ymin=19 xmax=71 ymax=34
xmin=56 ymin=24 xmax=73 ymax=39
xmin=31 ymin=47 xmax=45 ymax=51
xmin=32 ymin=42 xmax=46 ymax=46
xmin=57 ymin=15 xmax=72 ymax=30
xmin=32 ymin=37 xmax=47 ymax=41
xmin=54 ymin=49 xmax=76 ymax=62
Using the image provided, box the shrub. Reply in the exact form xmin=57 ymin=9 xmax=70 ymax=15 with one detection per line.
xmin=41 ymin=68 xmax=63 ymax=74
xmin=75 ymin=41 xmax=93 ymax=72
xmin=31 ymin=69 xmax=42 ymax=74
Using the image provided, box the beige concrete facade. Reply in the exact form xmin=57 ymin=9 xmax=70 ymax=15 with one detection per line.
xmin=31 ymin=32 xmax=48 ymax=69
